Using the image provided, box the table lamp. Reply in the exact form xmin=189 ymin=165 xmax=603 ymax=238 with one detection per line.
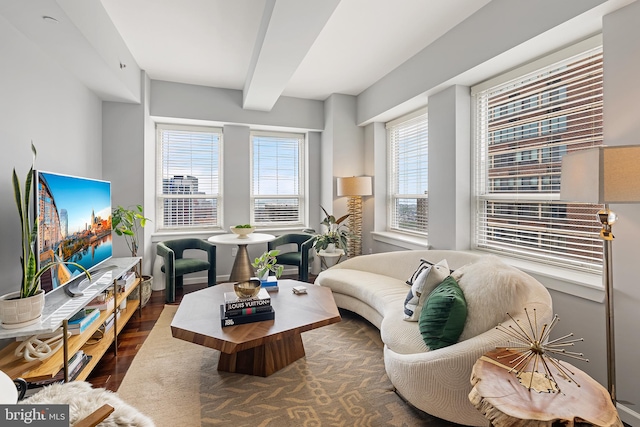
xmin=560 ymin=144 xmax=640 ymax=403
xmin=337 ymin=176 xmax=372 ymax=257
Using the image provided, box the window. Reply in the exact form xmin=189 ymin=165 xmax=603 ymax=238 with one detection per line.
xmin=387 ymin=108 xmax=428 ymax=235
xmin=251 ymin=131 xmax=304 ymax=226
xmin=473 ymin=41 xmax=604 ymax=273
xmin=156 ymin=124 xmax=222 ymax=230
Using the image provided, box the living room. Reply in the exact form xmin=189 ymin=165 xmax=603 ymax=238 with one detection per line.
xmin=0 ymin=0 xmax=639 ymax=425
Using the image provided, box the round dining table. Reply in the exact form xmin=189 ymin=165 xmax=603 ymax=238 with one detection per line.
xmin=208 ymin=233 xmax=275 ymax=282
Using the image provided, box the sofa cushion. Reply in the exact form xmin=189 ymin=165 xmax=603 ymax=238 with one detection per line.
xmin=316 ymin=269 xmax=408 ymax=316
xmin=402 ymin=259 xmax=450 ymax=321
xmin=405 ymin=259 xmax=433 ymax=286
xmin=419 ymin=276 xmax=467 ymax=350
xmin=452 ymin=255 xmax=531 ymax=341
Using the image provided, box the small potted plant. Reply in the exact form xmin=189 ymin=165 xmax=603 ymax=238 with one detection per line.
xmin=112 ymin=204 xmax=153 ymax=306
xmin=313 ymin=206 xmax=350 ymax=253
xmin=0 ymin=143 xmax=90 ymax=329
xmin=112 ymin=204 xmax=150 ymax=257
xmin=251 ymin=250 xmax=284 ymax=281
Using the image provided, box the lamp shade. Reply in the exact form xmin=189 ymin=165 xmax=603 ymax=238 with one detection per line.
xmin=560 ymin=145 xmax=640 ymax=203
xmin=337 ymin=176 xmax=372 ymax=197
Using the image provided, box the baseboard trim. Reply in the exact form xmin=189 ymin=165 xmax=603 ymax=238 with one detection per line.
xmin=618 ymin=403 xmax=639 ymax=426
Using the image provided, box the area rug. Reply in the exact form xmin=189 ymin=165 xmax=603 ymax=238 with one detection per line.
xmin=118 ymin=305 xmax=459 ymax=427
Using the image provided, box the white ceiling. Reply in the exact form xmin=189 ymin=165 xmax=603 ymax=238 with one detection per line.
xmin=99 ymin=0 xmax=492 ymax=109
xmin=3 ymin=1 xmax=632 ymax=113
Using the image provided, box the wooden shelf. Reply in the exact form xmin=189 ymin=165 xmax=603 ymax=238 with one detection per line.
xmin=0 ymin=257 xmax=143 ymax=385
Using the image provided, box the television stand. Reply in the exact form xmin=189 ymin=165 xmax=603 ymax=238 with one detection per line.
xmin=0 ymin=257 xmax=143 ymax=385
xmin=65 ymin=264 xmax=119 ymax=298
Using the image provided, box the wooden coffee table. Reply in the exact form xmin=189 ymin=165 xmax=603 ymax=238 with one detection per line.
xmin=171 ymin=280 xmax=341 ymax=377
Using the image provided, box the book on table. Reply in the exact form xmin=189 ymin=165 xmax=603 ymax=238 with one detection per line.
xmin=260 ymin=276 xmax=279 ymax=292
xmin=219 ymin=305 xmax=275 ymax=327
xmin=223 ymin=288 xmax=271 ymax=312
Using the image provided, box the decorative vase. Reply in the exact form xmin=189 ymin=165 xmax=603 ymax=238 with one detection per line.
xmin=0 ymin=289 xmax=45 ymax=329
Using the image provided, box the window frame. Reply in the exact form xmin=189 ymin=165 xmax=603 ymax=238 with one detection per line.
xmin=472 ymin=36 xmax=604 ymax=274
xmin=155 ymin=123 xmax=223 ymax=232
xmin=249 ymin=130 xmax=306 ymax=228
xmin=386 ymin=107 xmax=429 ymax=237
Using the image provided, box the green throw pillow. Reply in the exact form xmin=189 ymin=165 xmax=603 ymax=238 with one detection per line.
xmin=419 ymin=276 xmax=467 ymax=350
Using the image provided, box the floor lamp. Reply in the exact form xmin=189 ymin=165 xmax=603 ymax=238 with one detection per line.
xmin=560 ymin=144 xmax=640 ymax=404
xmin=337 ymin=176 xmax=372 ymax=257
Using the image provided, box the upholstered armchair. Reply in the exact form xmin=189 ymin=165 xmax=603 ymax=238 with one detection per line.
xmin=267 ymin=233 xmax=316 ymax=282
xmin=157 ymin=238 xmax=216 ymax=303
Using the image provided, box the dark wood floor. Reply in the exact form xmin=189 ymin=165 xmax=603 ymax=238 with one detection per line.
xmin=86 ymin=274 xmax=313 ymax=391
xmin=85 ymin=282 xmax=205 ymax=391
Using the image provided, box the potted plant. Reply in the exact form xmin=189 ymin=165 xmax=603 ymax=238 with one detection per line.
xmin=0 ymin=143 xmax=90 ymax=329
xmin=313 ymin=206 xmax=350 ymax=253
xmin=112 ymin=205 xmax=150 ymax=257
xmin=112 ymin=204 xmax=153 ymax=306
xmin=252 ymin=250 xmax=284 ymax=281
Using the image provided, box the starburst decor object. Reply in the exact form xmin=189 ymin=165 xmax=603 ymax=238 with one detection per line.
xmin=495 ymin=308 xmax=589 ymax=393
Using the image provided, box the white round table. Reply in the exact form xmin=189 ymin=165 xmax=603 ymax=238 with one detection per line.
xmin=0 ymin=370 xmax=18 ymax=403
xmin=208 ymin=233 xmax=275 ymax=282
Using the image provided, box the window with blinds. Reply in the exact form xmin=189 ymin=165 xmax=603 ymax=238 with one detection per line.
xmin=473 ymin=43 xmax=604 ymax=273
xmin=156 ymin=124 xmax=222 ymax=230
xmin=251 ymin=131 xmax=304 ymax=226
xmin=387 ymin=109 xmax=428 ymax=235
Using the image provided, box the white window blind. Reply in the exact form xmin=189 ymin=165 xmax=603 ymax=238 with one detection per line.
xmin=251 ymin=131 xmax=304 ymax=226
xmin=157 ymin=124 xmax=222 ymax=230
xmin=387 ymin=109 xmax=428 ymax=235
xmin=474 ymin=44 xmax=604 ymax=273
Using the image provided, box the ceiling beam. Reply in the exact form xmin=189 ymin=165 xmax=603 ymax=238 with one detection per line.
xmin=242 ymin=0 xmax=340 ymax=111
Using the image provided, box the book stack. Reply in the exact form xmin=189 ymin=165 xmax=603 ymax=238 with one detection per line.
xmin=68 ymin=308 xmax=100 ymax=335
xmin=24 ymin=350 xmax=92 ymax=397
xmin=220 ymin=288 xmax=275 ymax=327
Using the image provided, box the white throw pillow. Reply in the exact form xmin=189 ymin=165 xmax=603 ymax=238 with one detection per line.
xmin=403 ymin=259 xmax=450 ymax=321
xmin=452 ymin=255 xmax=529 ymax=341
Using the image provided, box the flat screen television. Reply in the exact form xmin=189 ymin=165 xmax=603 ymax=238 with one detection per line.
xmin=35 ymin=170 xmax=113 ymax=297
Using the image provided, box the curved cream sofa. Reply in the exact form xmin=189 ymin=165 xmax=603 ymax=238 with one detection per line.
xmin=315 ymin=250 xmax=553 ymax=426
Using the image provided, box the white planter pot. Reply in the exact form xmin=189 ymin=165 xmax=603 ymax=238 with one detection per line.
xmin=0 ymin=289 xmax=45 ymax=329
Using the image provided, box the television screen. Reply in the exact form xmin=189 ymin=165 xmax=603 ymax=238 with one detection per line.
xmin=35 ymin=171 xmax=112 ymax=293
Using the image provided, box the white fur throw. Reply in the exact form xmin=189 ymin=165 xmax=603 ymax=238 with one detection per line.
xmin=22 ymin=381 xmax=155 ymax=427
xmin=452 ymin=255 xmax=530 ymax=342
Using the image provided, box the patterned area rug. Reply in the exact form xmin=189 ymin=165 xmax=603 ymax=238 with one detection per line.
xmin=119 ymin=305 xmax=460 ymax=427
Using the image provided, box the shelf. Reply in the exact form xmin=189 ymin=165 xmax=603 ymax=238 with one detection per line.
xmin=0 ymin=257 xmax=143 ymax=385
xmin=77 ymin=298 xmax=140 ymax=382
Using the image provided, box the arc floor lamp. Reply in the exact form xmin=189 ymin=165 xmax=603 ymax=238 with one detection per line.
xmin=560 ymin=144 xmax=640 ymax=404
xmin=337 ymin=176 xmax=372 ymax=257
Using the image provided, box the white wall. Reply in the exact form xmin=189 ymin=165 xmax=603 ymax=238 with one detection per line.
xmin=0 ymin=14 xmax=103 ymax=297
xmin=321 ymin=94 xmax=364 ymax=221
xmin=143 ymin=81 xmax=325 ymax=282
xmin=428 ymin=85 xmax=471 ymax=250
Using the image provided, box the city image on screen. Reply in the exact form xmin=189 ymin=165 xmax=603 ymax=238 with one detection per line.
xmin=36 ymin=171 xmax=112 ymax=293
